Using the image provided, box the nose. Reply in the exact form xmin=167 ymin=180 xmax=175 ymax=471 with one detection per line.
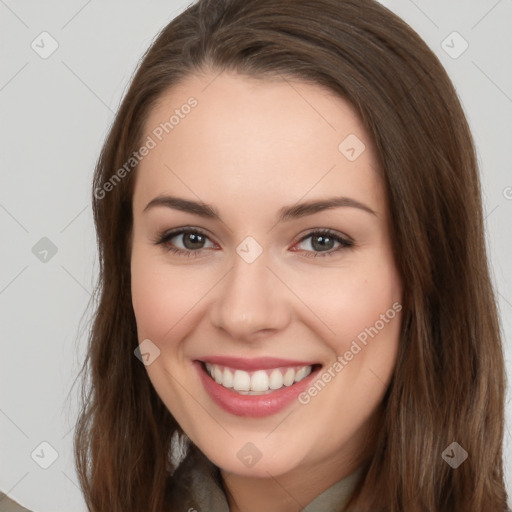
xmin=209 ymin=252 xmax=292 ymax=342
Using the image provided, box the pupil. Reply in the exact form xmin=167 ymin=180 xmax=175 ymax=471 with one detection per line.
xmin=184 ymin=233 xmax=205 ymax=249
xmin=312 ymin=235 xmax=333 ymax=252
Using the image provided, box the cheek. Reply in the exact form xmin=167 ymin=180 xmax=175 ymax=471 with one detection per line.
xmin=130 ymin=249 xmax=193 ymax=342
xmin=311 ymin=259 xmax=402 ymax=418
xmin=296 ymin=255 xmax=402 ymax=356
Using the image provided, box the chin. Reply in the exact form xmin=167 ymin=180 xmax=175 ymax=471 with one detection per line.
xmin=198 ymin=436 xmax=308 ymax=478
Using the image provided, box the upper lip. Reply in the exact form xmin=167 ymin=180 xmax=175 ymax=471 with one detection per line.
xmin=198 ymin=356 xmax=319 ymax=371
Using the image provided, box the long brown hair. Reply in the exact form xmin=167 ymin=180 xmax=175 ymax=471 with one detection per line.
xmin=74 ymin=0 xmax=508 ymax=510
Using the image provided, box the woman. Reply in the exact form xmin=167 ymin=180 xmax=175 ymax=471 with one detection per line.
xmin=72 ymin=0 xmax=509 ymax=510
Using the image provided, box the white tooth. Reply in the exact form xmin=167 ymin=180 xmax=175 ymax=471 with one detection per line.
xmin=214 ymin=365 xmax=223 ymax=384
xmin=206 ymin=363 xmax=215 ymax=379
xmin=239 ymin=390 xmax=272 ymax=395
xmin=269 ymin=369 xmax=284 ymax=390
xmin=251 ymin=370 xmax=269 ymax=392
xmin=294 ymin=366 xmax=311 ymax=382
xmin=222 ymin=367 xmax=233 ymax=388
xmin=233 ymin=369 xmax=251 ymax=391
xmin=283 ymin=368 xmax=296 ymax=386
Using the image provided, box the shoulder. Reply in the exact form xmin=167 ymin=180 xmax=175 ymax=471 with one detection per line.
xmin=0 ymin=492 xmax=34 ymax=512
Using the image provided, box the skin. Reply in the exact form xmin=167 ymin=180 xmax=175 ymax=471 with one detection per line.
xmin=130 ymin=70 xmax=402 ymax=512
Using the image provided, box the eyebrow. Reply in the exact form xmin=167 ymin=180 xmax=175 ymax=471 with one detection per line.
xmin=143 ymin=194 xmax=377 ymax=220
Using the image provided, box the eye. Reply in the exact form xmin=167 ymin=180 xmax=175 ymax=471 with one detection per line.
xmin=154 ymin=227 xmax=216 ymax=257
xmin=153 ymin=227 xmax=354 ymax=258
xmin=293 ymin=229 xmax=354 ymax=258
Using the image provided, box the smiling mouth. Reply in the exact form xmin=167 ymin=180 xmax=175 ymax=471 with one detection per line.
xmin=199 ymin=361 xmax=323 ymax=395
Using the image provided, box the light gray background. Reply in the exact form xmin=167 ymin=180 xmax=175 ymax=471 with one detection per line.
xmin=1 ymin=1 xmax=511 ymax=510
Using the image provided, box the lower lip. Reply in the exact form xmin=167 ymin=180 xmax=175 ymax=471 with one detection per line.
xmin=194 ymin=361 xmax=321 ymax=418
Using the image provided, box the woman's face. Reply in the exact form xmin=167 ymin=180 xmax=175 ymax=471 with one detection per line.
xmin=130 ymin=70 xmax=402 ymax=479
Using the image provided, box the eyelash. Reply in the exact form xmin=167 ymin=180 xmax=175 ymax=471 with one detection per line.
xmin=153 ymin=227 xmax=354 ymax=259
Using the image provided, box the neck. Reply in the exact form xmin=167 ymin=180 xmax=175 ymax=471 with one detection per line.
xmin=220 ymin=451 xmax=364 ymax=512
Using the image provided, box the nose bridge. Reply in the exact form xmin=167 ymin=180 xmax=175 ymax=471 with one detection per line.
xmin=210 ymin=248 xmax=290 ymax=340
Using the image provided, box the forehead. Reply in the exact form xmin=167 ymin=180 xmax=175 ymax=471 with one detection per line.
xmin=133 ymin=71 xmax=385 ymax=219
